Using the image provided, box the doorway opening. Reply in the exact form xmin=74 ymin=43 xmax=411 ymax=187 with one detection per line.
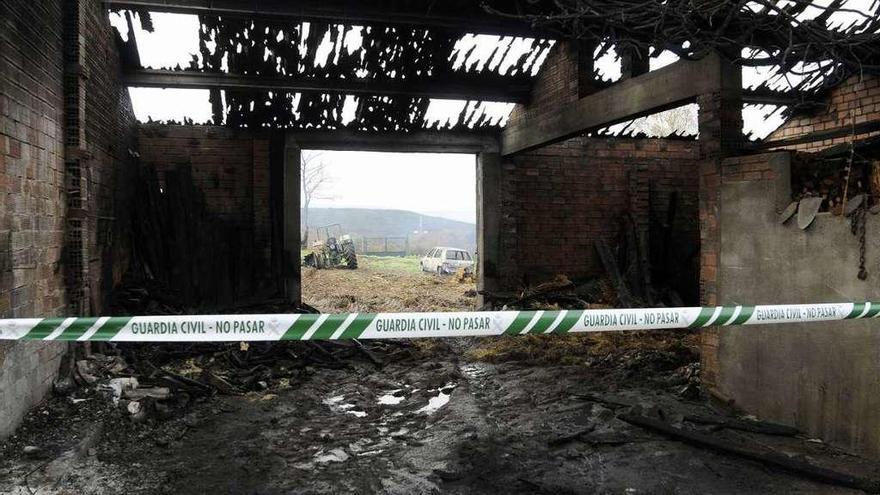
xmin=299 ymin=150 xmax=478 ymax=313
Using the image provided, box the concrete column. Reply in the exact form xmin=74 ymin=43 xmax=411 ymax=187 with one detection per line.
xmin=696 ymin=52 xmax=742 ymax=391
xmin=283 ymin=146 xmax=301 ymax=304
xmin=476 ymin=152 xmax=501 ymax=307
xmin=697 ymin=51 xmax=743 ymax=306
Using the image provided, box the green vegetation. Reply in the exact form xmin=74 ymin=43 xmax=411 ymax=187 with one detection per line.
xmin=300 ymin=250 xmax=422 ymax=273
xmin=359 ymin=255 xmax=422 ymax=273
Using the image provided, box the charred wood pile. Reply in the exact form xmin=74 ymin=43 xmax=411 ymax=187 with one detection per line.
xmin=121 ymin=163 xmax=270 ymax=309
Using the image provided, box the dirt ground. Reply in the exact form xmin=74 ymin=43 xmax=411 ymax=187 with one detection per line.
xmin=301 ymin=255 xmax=477 ymax=313
xmin=2 ymin=261 xmax=879 ymax=494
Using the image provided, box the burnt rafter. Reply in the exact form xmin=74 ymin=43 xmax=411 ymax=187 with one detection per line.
xmin=485 ymin=0 xmax=880 ymax=95
xmin=171 ymin=13 xmax=554 ymax=130
xmin=104 ymin=0 xmax=551 ymax=37
xmin=742 ymin=86 xmax=823 ymax=108
xmin=124 ymin=69 xmax=532 ymax=103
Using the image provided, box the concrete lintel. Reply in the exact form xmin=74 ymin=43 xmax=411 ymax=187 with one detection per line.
xmin=286 ymin=130 xmax=500 ymax=154
xmin=124 ymin=69 xmax=531 ymax=103
xmin=502 ymin=53 xmax=731 ymax=156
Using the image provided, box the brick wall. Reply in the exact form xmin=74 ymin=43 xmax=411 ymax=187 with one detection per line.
xmin=137 ymin=125 xmax=274 ymax=300
xmin=81 ymin=0 xmax=139 ymax=313
xmin=501 ymin=41 xmax=702 ymax=300
xmin=506 ymin=42 xmax=582 ymax=131
xmin=1 ymin=0 xmax=137 ymax=437
xmin=767 ymin=75 xmax=880 ymax=152
xmin=499 ymin=136 xmax=701 ymax=301
xmin=1 ymin=0 xmax=67 ymax=318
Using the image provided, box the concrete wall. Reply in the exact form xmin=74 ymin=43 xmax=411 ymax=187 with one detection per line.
xmin=1 ymin=0 xmax=136 ymax=437
xmin=707 ymin=151 xmax=880 ymax=457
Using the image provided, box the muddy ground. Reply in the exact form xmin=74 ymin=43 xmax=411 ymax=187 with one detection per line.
xmin=2 ymin=264 xmax=879 ymax=494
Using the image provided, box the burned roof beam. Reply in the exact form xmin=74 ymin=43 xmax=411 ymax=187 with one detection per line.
xmin=742 ymin=87 xmax=827 ymax=111
xmin=501 ymin=53 xmax=733 ymax=155
xmin=104 ymin=0 xmax=550 ymax=37
xmin=755 ymin=120 xmax=880 ymax=150
xmin=124 ymin=69 xmax=532 ymax=103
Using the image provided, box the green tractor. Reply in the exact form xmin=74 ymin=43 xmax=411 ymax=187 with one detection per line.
xmin=303 ymin=223 xmax=358 ymax=269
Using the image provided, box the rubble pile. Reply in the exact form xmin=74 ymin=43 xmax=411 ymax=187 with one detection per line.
xmin=43 ymin=337 xmax=410 ymax=431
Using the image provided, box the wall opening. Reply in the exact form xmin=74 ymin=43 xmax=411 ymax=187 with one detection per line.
xmin=298 ymin=150 xmax=478 ymax=313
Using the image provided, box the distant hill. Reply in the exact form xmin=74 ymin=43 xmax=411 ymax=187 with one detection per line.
xmin=302 ymin=208 xmax=476 ymax=253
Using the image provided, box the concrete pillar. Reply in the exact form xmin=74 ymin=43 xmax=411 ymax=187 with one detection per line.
xmin=476 ymin=152 xmax=501 ymax=307
xmin=283 ymin=146 xmax=302 ymax=304
xmin=696 ymin=51 xmax=743 ymax=306
xmin=696 ymin=52 xmax=742 ymax=391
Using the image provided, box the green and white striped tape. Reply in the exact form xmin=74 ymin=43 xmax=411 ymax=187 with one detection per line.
xmin=1 ymin=302 xmax=878 ymax=342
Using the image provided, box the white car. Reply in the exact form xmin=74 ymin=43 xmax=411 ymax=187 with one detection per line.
xmin=420 ymin=247 xmax=474 ymax=275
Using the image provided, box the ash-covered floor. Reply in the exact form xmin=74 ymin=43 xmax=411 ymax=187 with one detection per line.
xmin=2 ymin=265 xmax=879 ymax=494
xmin=2 ymin=338 xmax=879 ymax=494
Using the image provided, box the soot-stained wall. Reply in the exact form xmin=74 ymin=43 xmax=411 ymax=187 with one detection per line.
xmin=136 ymin=125 xmax=274 ymax=305
xmin=497 ymin=137 xmax=701 ymax=299
xmin=1 ymin=0 xmax=138 ymax=437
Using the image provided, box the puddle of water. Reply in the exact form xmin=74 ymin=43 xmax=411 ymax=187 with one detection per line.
xmin=315 ymin=448 xmax=349 ymax=463
xmin=323 ymin=395 xmax=367 ymax=417
xmin=417 ymin=393 xmax=451 ymax=414
xmin=378 ymin=390 xmax=405 ymax=405
xmin=416 ymin=383 xmax=457 ymax=414
xmin=389 ymin=428 xmax=409 ymax=437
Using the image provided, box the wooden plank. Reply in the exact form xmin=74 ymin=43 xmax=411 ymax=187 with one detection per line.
xmin=124 ymin=69 xmax=532 ymax=103
xmin=501 ymin=54 xmax=729 ymax=156
xmin=742 ymin=87 xmax=820 ymax=106
xmin=620 ymin=413 xmax=880 ymax=493
xmin=756 ymin=120 xmax=880 ymax=150
xmin=105 ymin=0 xmax=548 ymax=37
xmin=594 ymin=238 xmax=635 ymax=307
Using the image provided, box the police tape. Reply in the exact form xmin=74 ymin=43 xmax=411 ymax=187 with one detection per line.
xmin=0 ymin=302 xmax=878 ymax=342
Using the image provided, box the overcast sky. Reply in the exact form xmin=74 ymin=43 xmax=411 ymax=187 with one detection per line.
xmin=109 ymin=1 xmax=876 ymax=223
xmin=303 ymin=151 xmax=477 ymax=223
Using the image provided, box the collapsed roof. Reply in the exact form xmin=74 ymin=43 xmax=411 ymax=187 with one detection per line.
xmin=111 ymin=0 xmax=880 ymax=135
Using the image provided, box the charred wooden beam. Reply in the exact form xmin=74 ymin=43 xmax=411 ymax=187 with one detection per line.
xmin=501 ymin=53 xmax=733 ymax=155
xmin=742 ymin=87 xmax=821 ymax=107
xmin=756 ymin=120 xmax=880 ymax=150
xmin=104 ymin=0 xmax=549 ymax=37
xmin=124 ymin=69 xmax=531 ymax=103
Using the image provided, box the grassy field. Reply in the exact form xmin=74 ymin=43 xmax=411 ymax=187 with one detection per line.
xmin=300 ymin=250 xmax=423 ymax=273
xmin=359 ymin=255 xmax=422 ymax=273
